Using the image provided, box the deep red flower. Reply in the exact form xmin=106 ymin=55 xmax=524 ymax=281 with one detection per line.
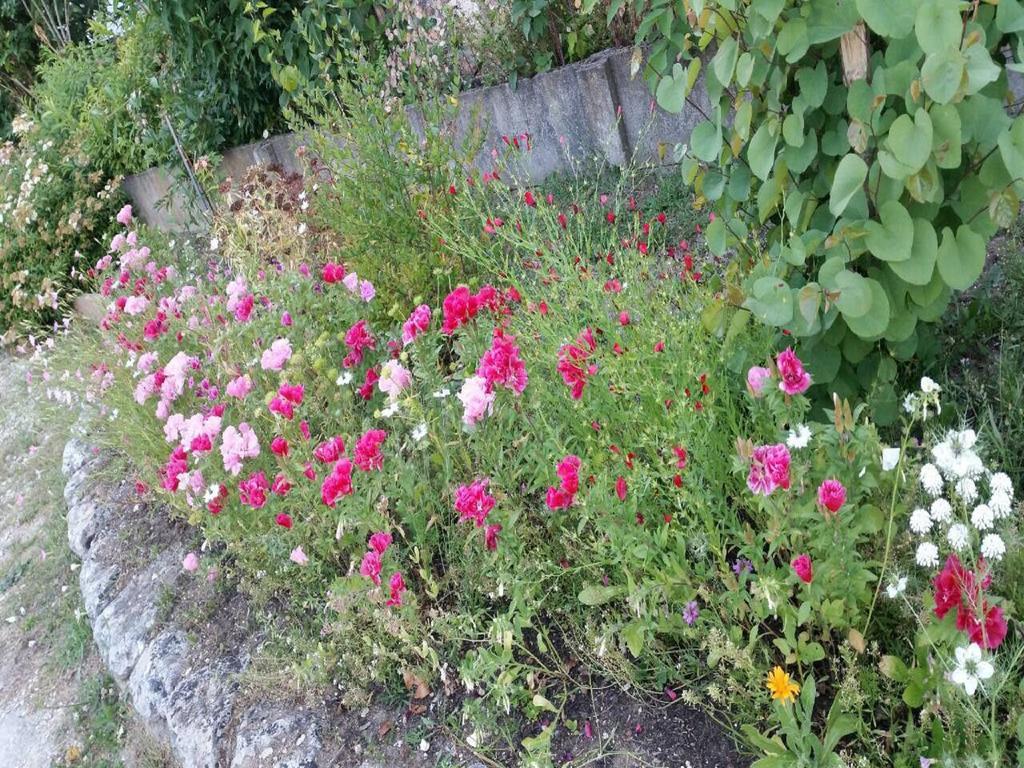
xmin=615 ymin=475 xmax=627 ymax=501
xmin=354 ymin=429 xmax=388 ymax=472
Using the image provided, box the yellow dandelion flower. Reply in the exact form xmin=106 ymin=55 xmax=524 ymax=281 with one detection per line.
xmin=765 ymin=666 xmax=800 ymax=704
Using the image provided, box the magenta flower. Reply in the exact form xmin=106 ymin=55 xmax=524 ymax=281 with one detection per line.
xmin=791 ymin=554 xmax=813 ymax=584
xmin=817 ymin=479 xmax=846 ymax=514
xmin=454 ymin=478 xmax=496 ymax=527
xmin=776 ymin=348 xmax=811 ymax=395
xmin=402 ymin=304 xmax=432 ymax=345
xmin=747 ymin=443 xmax=791 ymax=496
xmin=479 ymin=329 xmax=528 ymax=394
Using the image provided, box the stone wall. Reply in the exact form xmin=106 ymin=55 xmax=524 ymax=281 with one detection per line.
xmin=123 ymin=47 xmax=706 ymax=231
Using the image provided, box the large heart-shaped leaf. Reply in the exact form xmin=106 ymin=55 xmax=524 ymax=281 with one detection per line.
xmin=878 ymin=110 xmax=934 ymax=180
xmin=835 ymin=270 xmax=872 ymax=318
xmin=744 ymin=276 xmax=795 ymax=326
xmin=921 ymin=48 xmax=966 ymax=105
xmin=889 ymin=219 xmax=937 ymax=285
xmin=844 ymin=278 xmax=891 ymax=339
xmin=915 ymin=0 xmax=963 ymax=55
xmin=930 ymin=104 xmax=962 ymax=169
xmin=865 ymin=201 xmax=914 ymax=262
xmin=829 ymin=154 xmax=868 ymax=216
xmin=936 ymin=225 xmax=986 ymax=290
xmin=857 ymin=0 xmax=918 ymax=38
xmin=748 ymin=123 xmax=779 ymax=181
xmin=690 ymin=119 xmax=723 ymax=163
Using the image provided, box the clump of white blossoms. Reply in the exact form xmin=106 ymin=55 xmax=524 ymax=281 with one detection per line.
xmin=909 ymin=423 xmax=1015 ymax=569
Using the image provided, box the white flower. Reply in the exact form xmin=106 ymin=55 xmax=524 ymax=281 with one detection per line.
xmin=929 ymin=498 xmax=952 ymax=524
xmin=903 ymin=392 xmax=918 ymax=414
xmin=882 ymin=447 xmax=901 ymax=471
xmin=431 ymin=387 xmax=451 ymax=399
xmin=955 ymin=477 xmax=978 ymax=505
xmin=209 ymin=237 xmax=220 ymax=251
xmin=919 ymin=464 xmax=944 ymax=497
xmin=932 ymin=429 xmax=983 ymax=480
xmin=381 ymin=402 xmax=400 ymax=418
xmin=412 ymin=422 xmax=428 ymax=442
xmin=915 ymin=541 xmax=939 ymax=568
xmin=920 ymin=376 xmax=941 ymax=394
xmin=947 ymin=523 xmax=970 ymax=552
xmin=989 ymin=490 xmax=1012 ymax=519
xmin=980 ymin=533 xmax=1005 ymax=561
xmin=786 ymin=424 xmax=811 ymax=450
xmin=949 ymin=643 xmax=994 ymax=696
xmin=886 ymin=575 xmax=908 ymax=598
xmin=909 ymin=508 xmax=932 ymax=535
xmin=990 ymin=471 xmax=1013 ymax=499
xmin=971 ymin=504 xmax=994 ymax=531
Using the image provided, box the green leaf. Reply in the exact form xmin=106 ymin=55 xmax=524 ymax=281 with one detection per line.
xmin=745 ymin=276 xmax=795 ymax=326
xmin=690 ymin=120 xmax=723 ymax=162
xmin=656 ymin=63 xmax=689 ymax=113
xmin=915 ymin=0 xmax=963 ymax=55
xmin=829 ymin=154 xmax=868 ymax=216
xmin=621 ymin=621 xmax=645 ymax=658
xmin=997 ymin=0 xmax=1024 ymax=33
xmin=278 ymin=64 xmax=301 ymax=92
xmin=797 ymin=63 xmax=828 ymax=108
xmin=921 ymin=48 xmax=966 ymax=104
xmin=930 ymin=104 xmax=962 ymax=169
xmin=964 ymin=42 xmax=1001 ymax=95
xmin=835 ymin=270 xmax=872 ymax=317
xmin=865 ymin=201 xmax=914 ymax=262
xmin=577 ymin=584 xmax=621 ymax=605
xmin=857 ymin=0 xmax=918 ymax=38
xmin=890 ymin=219 xmax=937 ymax=285
xmin=712 ymin=37 xmax=740 ymax=87
xmin=778 ymin=18 xmax=810 ymax=62
xmin=878 ymin=110 xmax=934 ymax=180
xmin=936 ymin=225 xmax=986 ymax=290
xmin=748 ymin=123 xmax=779 ymax=181
xmin=845 ymin=278 xmax=891 ymax=339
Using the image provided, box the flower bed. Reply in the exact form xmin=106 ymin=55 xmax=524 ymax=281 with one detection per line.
xmin=54 ymin=144 xmax=1022 ymax=767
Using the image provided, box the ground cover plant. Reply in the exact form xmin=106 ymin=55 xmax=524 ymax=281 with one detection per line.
xmin=45 ymin=123 xmax=1023 ymax=767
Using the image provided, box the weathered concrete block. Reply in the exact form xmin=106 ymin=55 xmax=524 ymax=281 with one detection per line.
xmin=230 ymin=708 xmax=323 ymax=768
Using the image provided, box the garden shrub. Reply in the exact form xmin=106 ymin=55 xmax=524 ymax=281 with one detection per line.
xmin=646 ymin=1 xmax=1024 ymax=424
xmin=51 ymin=131 xmax=1022 ymax=767
xmin=0 ymin=113 xmax=123 ymax=340
xmin=292 ymin=66 xmax=485 ymax=321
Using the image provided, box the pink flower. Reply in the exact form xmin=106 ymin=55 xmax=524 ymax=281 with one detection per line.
xmin=269 ymin=396 xmax=294 ymax=420
xmin=278 ymin=382 xmax=304 ymax=404
xmin=226 ymin=375 xmax=252 ymax=399
xmin=791 ymin=554 xmax=813 ymax=584
xmin=817 ymin=479 xmax=846 ymax=514
xmin=359 ymin=279 xmax=375 ymax=302
xmin=290 ymin=547 xmax=309 ymax=566
xmin=313 ymin=436 xmax=346 ymax=463
xmin=322 ymin=262 xmax=345 ymax=283
xmin=183 ymin=552 xmax=199 ymax=572
xmin=261 ymin=338 xmax=293 ymax=371
xmin=402 ymin=304 xmax=432 ymax=345
xmin=479 ymin=329 xmax=528 ymax=394
xmin=557 ymin=328 xmax=597 ymax=399
xmin=776 ymin=348 xmax=811 ymax=395
xmin=359 ymin=550 xmax=382 ymax=585
xmin=123 ymin=295 xmax=149 ymax=315
xmin=343 ymin=320 xmax=375 ymax=368
xmin=342 ymin=272 xmax=360 ymax=293
xmin=619 ymin=311 xmax=630 ymax=326
xmin=378 ymin=360 xmax=412 ymax=401
xmin=238 ymin=471 xmax=269 ymax=509
xmin=275 ymin=513 xmax=293 ymax=529
xmin=358 ymin=366 xmax=379 ymax=401
xmin=321 ymin=458 xmax=354 ymax=507
xmin=354 ymin=429 xmax=388 ymax=471
xmin=556 ymin=455 xmax=581 ymax=494
xmin=386 ymin=572 xmax=406 ymax=607
xmin=747 ymin=443 xmax=791 ymax=496
xmin=281 ymin=311 xmax=292 ymax=326
xmin=441 ymin=285 xmax=480 ymax=334
xmin=368 ymin=531 xmax=392 ymax=555
xmin=272 ymin=473 xmax=292 ymax=496
xmin=220 ymin=423 xmax=260 ymax=476
xmin=454 ymin=478 xmax=496 ymax=527
xmin=615 ymin=475 xmax=627 ymax=501
xmin=270 ymin=436 xmax=290 ymax=457
xmin=484 ymin=524 xmax=501 ymax=551
xmin=746 ymin=366 xmax=772 ymax=397
xmin=116 ymin=204 xmax=133 ymax=226
xmin=458 ymin=375 xmax=495 ymax=426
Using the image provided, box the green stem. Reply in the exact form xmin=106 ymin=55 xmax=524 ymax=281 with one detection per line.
xmin=862 ymin=423 xmax=913 ymax=636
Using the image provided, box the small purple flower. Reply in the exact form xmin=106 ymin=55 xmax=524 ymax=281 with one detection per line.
xmin=683 ymin=600 xmax=699 ymax=625
xmin=732 ymin=558 xmax=754 ymax=575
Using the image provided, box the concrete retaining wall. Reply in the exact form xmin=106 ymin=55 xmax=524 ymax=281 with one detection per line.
xmin=124 ymin=47 xmax=706 ymax=231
